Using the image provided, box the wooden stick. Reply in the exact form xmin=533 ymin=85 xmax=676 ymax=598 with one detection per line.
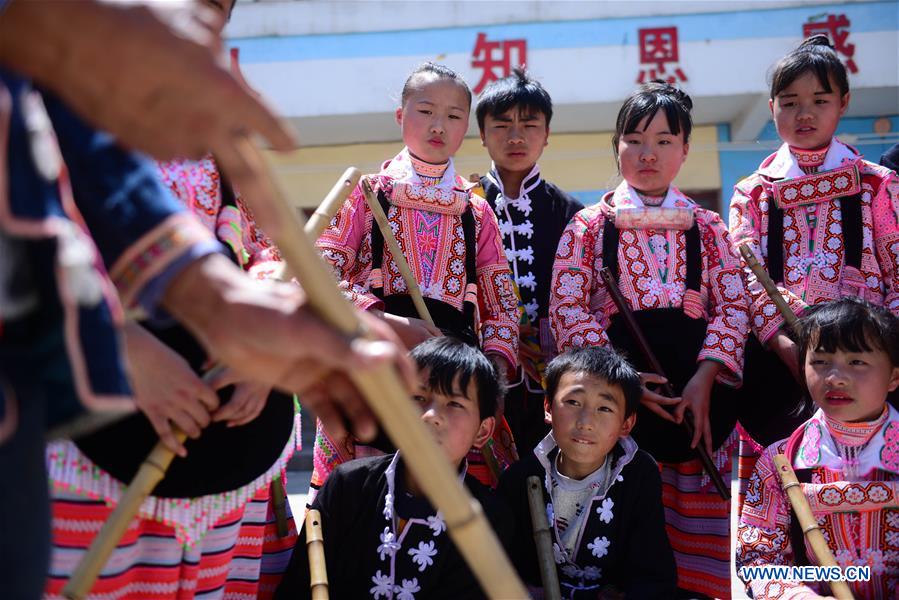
xmin=305 ymin=509 xmax=329 ymax=600
xmin=359 ymin=177 xmax=435 ymax=327
xmin=738 ymin=244 xmax=801 ymax=336
xmin=772 ymin=455 xmax=854 ymax=600
xmin=271 ymin=473 xmax=290 ymax=538
xmin=526 ymin=476 xmax=561 ymax=600
xmin=599 ymin=267 xmax=730 ymax=501
xmin=232 ymin=138 xmax=528 ymax=599
xmin=272 ymin=167 xmax=361 ymax=281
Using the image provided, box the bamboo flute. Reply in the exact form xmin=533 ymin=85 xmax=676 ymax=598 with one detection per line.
xmin=359 ymin=177 xmax=435 ymax=327
xmin=229 ymin=137 xmax=528 ymax=599
xmin=598 ymin=267 xmax=730 ymax=501
xmin=271 ymin=474 xmax=290 ymax=538
xmin=63 ymin=171 xmax=362 ymax=599
xmin=772 ymin=455 xmax=854 ymax=600
xmin=738 ymin=244 xmax=801 ymax=335
xmin=305 ymin=509 xmax=329 ymax=600
xmin=272 ymin=167 xmax=361 ymax=281
xmin=526 ymin=476 xmax=561 ymax=600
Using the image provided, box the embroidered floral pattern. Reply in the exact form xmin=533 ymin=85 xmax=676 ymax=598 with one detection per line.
xmin=587 ymin=536 xmax=610 ymax=558
xmin=596 ymin=498 xmax=614 ymax=523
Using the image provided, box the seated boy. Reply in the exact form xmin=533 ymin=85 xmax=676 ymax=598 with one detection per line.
xmin=476 ymin=67 xmax=583 ymax=456
xmin=497 ymin=347 xmax=676 ymax=599
xmin=275 ymin=337 xmax=511 ymax=600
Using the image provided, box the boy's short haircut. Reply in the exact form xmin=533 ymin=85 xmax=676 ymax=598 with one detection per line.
xmin=410 ymin=337 xmax=505 ymax=420
xmin=797 ymin=297 xmax=899 ymax=371
xmin=544 ymin=347 xmax=643 ymax=417
xmin=475 ymin=67 xmax=553 ymax=131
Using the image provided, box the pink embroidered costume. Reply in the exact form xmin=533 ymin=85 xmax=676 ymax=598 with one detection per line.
xmin=310 ymin=148 xmax=520 ymax=492
xmin=729 ymin=140 xmax=899 ymax=511
xmin=737 ymin=406 xmax=899 ymax=599
xmin=549 ymin=181 xmax=750 ymax=598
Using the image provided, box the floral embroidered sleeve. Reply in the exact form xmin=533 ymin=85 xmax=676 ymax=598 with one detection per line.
xmin=870 ymin=170 xmax=899 ymax=314
xmin=232 ymin=195 xmax=283 ymax=280
xmin=729 ymin=179 xmax=807 ymax=343
xmin=315 ymin=183 xmax=383 ymax=311
xmin=697 ymin=211 xmax=750 ymax=386
xmin=736 ymin=446 xmax=822 ymax=599
xmin=549 ymin=206 xmax=610 ymax=352
xmin=471 ymin=197 xmax=520 ymax=367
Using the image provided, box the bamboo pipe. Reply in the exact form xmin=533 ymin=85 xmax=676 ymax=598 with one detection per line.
xmin=526 ymin=476 xmax=561 ymax=600
xmin=738 ymin=244 xmax=801 ymax=336
xmin=772 ymin=454 xmax=854 ymax=600
xmin=271 ymin=474 xmax=290 ymax=538
xmin=230 ymin=138 xmax=528 ymax=599
xmin=305 ymin=509 xmax=329 ymax=600
xmin=358 ymin=177 xmax=435 ymax=327
xmin=272 ymin=167 xmax=361 ymax=281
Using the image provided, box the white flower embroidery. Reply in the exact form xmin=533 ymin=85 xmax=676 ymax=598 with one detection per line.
xmin=596 ymin=497 xmax=614 ymax=523
xmin=556 ymin=272 xmax=585 ymax=298
xmin=377 ymin=527 xmax=401 ymax=560
xmin=426 ymin=513 xmax=446 ymax=536
xmin=395 ymin=578 xmax=421 ymax=600
xmin=409 ymin=540 xmax=438 ymax=572
xmin=552 ymin=542 xmax=565 ymax=564
xmin=582 ymin=566 xmax=602 ymax=581
xmin=516 ymin=272 xmax=537 ymax=291
xmin=515 ymin=222 xmax=534 ymax=238
xmin=370 ymin=570 xmax=393 ymax=599
xmin=383 ymin=493 xmax=394 ymax=520
xmin=588 ymin=536 xmax=610 ymax=558
xmin=516 ymin=247 xmax=535 ymax=264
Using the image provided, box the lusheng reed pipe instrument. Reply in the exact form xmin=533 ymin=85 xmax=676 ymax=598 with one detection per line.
xmin=738 ymin=244 xmax=801 ymax=335
xmin=772 ymin=454 xmax=854 ymax=600
xmin=359 ymin=177 xmax=435 ymax=327
xmin=305 ymin=509 xmax=329 ymax=600
xmin=526 ymin=476 xmax=561 ymax=600
xmin=224 ymin=138 xmax=528 ymax=599
xmin=598 ymin=267 xmax=730 ymax=501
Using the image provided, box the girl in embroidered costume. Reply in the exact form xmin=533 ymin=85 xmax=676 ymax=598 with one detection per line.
xmin=737 ymin=297 xmax=899 ymax=598
xmin=729 ymin=35 xmax=899 ymax=515
xmin=43 ymin=3 xmax=300 ymax=597
xmin=549 ymin=81 xmax=750 ymax=598
xmin=311 ymin=63 xmax=520 ymax=494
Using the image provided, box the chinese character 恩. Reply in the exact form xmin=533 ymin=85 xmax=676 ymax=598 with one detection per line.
xmin=637 ymin=26 xmax=688 ymax=84
xmin=471 ymin=32 xmax=527 ymax=94
xmin=803 ymin=14 xmax=858 ymax=74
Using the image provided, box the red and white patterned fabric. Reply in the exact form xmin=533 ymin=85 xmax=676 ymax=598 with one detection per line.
xmin=157 ymin=156 xmax=283 ymax=280
xmin=549 ymin=181 xmax=750 ymax=386
xmin=729 ymin=139 xmax=899 ymax=343
xmin=737 ymin=406 xmax=899 ymax=599
xmin=316 ymin=147 xmax=520 ymax=366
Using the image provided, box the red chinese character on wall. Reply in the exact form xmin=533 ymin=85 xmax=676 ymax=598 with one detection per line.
xmin=471 ymin=32 xmax=527 ymax=94
xmin=636 ymin=26 xmax=688 ymax=84
xmin=803 ymin=14 xmax=858 ymax=74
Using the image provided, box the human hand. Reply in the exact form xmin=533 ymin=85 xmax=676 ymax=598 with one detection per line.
xmin=162 ymin=254 xmax=416 ymax=442
xmin=769 ymin=331 xmax=801 ymax=382
xmin=123 ymin=322 xmax=219 ymax=457
xmin=376 ymin=311 xmax=443 ymax=350
xmin=208 ymin=370 xmax=272 ymax=428
xmin=0 ymin=0 xmax=295 ymax=160
xmin=638 ymin=372 xmax=681 ymax=423
xmin=674 ymin=361 xmax=720 ymax=456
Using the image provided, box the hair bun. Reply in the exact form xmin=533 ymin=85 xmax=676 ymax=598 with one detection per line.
xmin=799 ymin=34 xmax=836 ymax=51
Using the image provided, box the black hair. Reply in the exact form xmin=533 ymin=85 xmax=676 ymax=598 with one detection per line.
xmin=797 ymin=298 xmax=899 ymax=376
xmin=410 ymin=337 xmax=504 ymax=420
xmin=401 ymin=63 xmax=472 ymax=110
xmin=612 ymin=80 xmax=693 ymax=160
xmin=475 ymin=67 xmax=553 ymax=131
xmin=544 ymin=347 xmax=643 ymax=418
xmin=769 ymin=34 xmax=850 ymax=100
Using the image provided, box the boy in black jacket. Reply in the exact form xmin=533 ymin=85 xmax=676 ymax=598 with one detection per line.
xmin=276 ymin=337 xmax=511 ymax=600
xmin=498 ymin=347 xmax=676 ymax=599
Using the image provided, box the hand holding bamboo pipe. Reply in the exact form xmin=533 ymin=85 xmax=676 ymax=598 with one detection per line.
xmin=305 ymin=509 xmax=329 ymax=600
xmin=359 ymin=176 xmax=435 ymax=327
xmin=527 ymin=476 xmax=561 ymax=600
xmin=772 ymin=454 xmax=854 ymax=600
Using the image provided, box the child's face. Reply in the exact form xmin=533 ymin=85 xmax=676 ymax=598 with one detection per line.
xmin=480 ymin=108 xmax=549 ymax=176
xmin=544 ymin=371 xmax=636 ymax=480
xmin=770 ymin=71 xmax=849 ymax=151
xmin=396 ymin=76 xmax=470 ymax=165
xmin=414 ymin=369 xmax=494 ymax=467
xmin=804 ymin=341 xmax=899 ymax=423
xmin=616 ymin=111 xmax=688 ymax=198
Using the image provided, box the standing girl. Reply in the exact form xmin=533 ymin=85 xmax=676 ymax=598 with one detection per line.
xmin=549 ymin=81 xmax=750 ymax=598
xmin=729 ymin=35 xmax=899 ymax=507
xmin=311 ymin=63 xmax=520 ymax=494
